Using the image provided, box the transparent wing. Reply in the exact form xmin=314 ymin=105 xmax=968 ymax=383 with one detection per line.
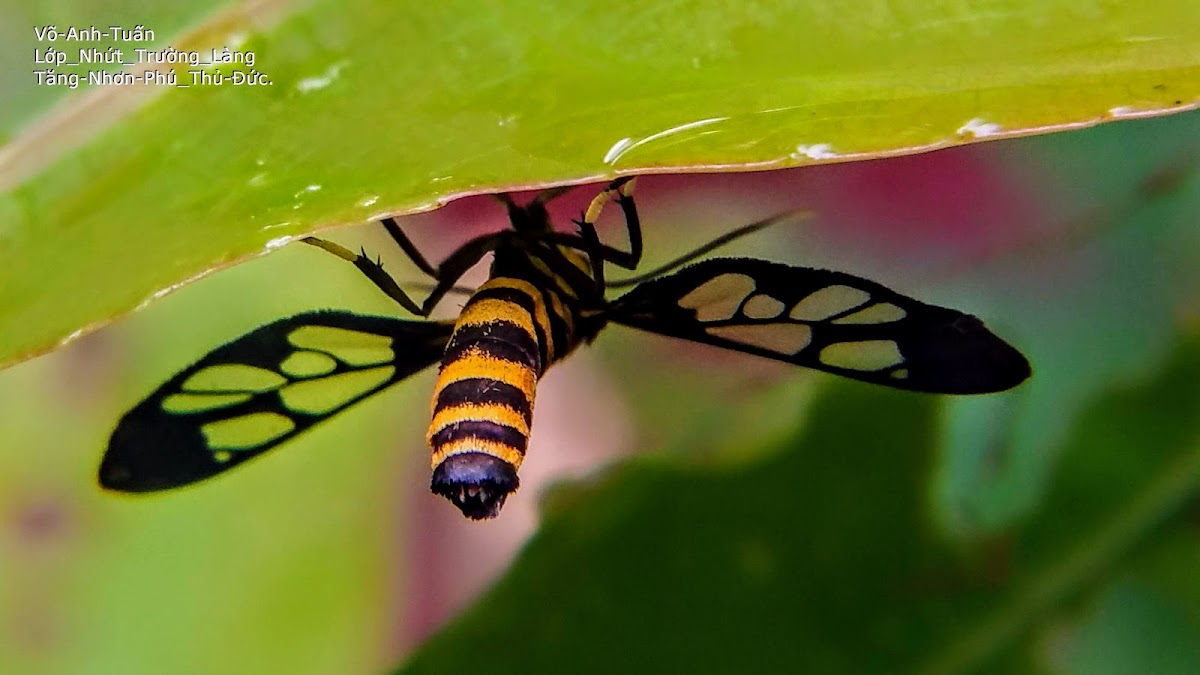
xmin=101 ymin=311 xmax=453 ymax=492
xmin=607 ymin=258 xmax=1030 ymax=394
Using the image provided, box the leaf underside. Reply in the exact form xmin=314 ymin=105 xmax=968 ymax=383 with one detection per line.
xmin=0 ymin=1 xmax=1197 ymax=368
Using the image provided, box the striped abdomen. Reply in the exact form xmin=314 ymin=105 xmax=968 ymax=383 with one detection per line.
xmin=426 ymin=277 xmax=569 ymax=519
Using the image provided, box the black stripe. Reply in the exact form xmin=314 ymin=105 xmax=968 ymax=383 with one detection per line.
xmin=444 ymin=322 xmax=540 ymax=371
xmin=469 ymin=285 xmax=538 ymax=309
xmin=434 ymin=378 xmax=532 ymax=426
xmin=468 ymin=285 xmax=549 ymax=367
xmin=429 ymin=419 xmax=528 ymax=454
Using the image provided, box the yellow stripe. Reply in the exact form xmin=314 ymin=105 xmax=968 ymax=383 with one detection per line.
xmin=456 ymin=297 xmax=536 ymax=337
xmin=428 ymin=402 xmax=530 ymax=438
xmin=480 ymin=277 xmax=556 ymax=362
xmin=433 ymin=349 xmax=537 ymax=399
xmin=431 ymin=437 xmax=524 ymax=470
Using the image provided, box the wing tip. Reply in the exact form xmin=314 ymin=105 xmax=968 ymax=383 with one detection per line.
xmin=97 ymin=443 xmax=186 ymax=493
xmin=97 ymin=452 xmax=173 ymax=493
xmin=907 ymin=317 xmax=1032 ymax=394
xmin=98 ymin=416 xmax=222 ymax=492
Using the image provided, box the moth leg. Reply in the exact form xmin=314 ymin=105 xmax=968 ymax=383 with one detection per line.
xmin=576 ymin=215 xmax=607 ymax=289
xmin=608 ymin=176 xmax=643 ymax=268
xmin=545 ymin=177 xmax=643 ymax=277
xmin=303 ymin=228 xmax=502 ymax=316
xmin=381 ymin=217 xmax=437 ymax=278
xmin=417 ymin=234 xmax=504 ymax=315
xmin=489 ymin=185 xmax=574 ymax=209
xmin=578 ymin=176 xmax=642 ymax=270
xmin=531 ymin=185 xmax=575 ymax=205
xmin=603 ymin=210 xmax=807 ymax=288
xmin=302 ymin=237 xmax=425 ymax=315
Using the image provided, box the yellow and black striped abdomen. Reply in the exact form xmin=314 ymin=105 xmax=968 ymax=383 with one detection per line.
xmin=426 ymin=277 xmax=565 ymax=519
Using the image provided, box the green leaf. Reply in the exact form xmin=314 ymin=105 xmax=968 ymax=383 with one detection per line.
xmin=397 ymin=332 xmax=1200 ymax=674
xmin=1 ymin=1 xmax=1198 ymax=368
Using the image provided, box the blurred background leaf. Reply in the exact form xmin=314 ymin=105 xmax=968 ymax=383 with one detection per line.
xmin=1 ymin=0 xmax=1197 ymax=368
xmin=400 ymin=332 xmax=1200 ymax=674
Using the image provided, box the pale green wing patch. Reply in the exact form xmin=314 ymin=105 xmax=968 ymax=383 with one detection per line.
xmin=279 ymin=351 xmax=339 ymax=378
xmin=789 ymin=285 xmax=871 ymax=321
xmin=279 ymin=366 xmax=397 ymax=415
xmin=676 ymin=273 xmax=757 ymax=322
xmin=831 ymin=303 xmax=908 ymax=325
xmin=202 ymin=413 xmax=297 ymax=453
xmin=161 ymin=392 xmax=253 ymax=414
xmin=182 ymin=364 xmax=286 ymax=393
xmin=819 ymin=340 xmax=906 ymax=372
xmin=288 ymin=325 xmax=397 ymax=367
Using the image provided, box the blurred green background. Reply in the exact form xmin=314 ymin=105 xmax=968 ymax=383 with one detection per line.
xmin=2 ymin=1 xmax=1200 ymax=674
